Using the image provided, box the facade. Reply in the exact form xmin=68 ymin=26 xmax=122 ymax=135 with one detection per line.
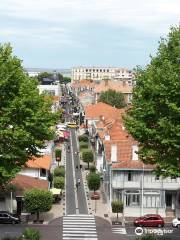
xmin=84 ymin=106 xmax=180 ymax=218
xmin=72 ymin=66 xmax=134 ymax=83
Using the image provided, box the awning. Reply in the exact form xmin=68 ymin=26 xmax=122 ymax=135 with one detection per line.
xmin=50 ymin=188 xmax=62 ymax=195
xmin=56 ymin=130 xmax=64 ymax=138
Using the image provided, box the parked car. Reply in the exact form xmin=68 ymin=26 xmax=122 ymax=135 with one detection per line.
xmin=0 ymin=211 xmax=21 ymax=224
xmin=134 ymin=214 xmax=164 ymax=228
xmin=172 ymin=218 xmax=180 ymax=228
xmin=91 ymin=192 xmax=100 ymax=200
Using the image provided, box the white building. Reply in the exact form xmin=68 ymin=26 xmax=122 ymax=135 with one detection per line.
xmin=37 ymin=84 xmax=60 ymax=96
xmin=71 ymin=66 xmax=134 ymax=83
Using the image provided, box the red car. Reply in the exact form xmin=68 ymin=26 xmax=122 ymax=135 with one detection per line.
xmin=134 ymin=214 xmax=164 ymax=228
xmin=91 ymin=192 xmax=100 ymax=200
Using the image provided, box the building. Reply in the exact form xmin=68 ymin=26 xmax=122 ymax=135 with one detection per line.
xmin=71 ymin=66 xmax=134 ymax=83
xmin=84 ymin=106 xmax=180 ymax=218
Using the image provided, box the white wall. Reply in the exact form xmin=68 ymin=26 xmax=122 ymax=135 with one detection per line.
xmin=38 ymin=85 xmax=60 ymax=96
xmin=20 ymin=168 xmax=39 ymax=178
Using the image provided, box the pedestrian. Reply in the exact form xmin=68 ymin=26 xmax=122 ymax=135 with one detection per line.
xmin=76 ymin=182 xmax=79 ymax=190
xmin=76 ymin=165 xmax=78 ymax=170
xmin=77 ymin=178 xmax=81 ymax=185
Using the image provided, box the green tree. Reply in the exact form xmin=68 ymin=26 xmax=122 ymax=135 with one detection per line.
xmin=82 ymin=150 xmax=94 ymax=169
xmin=124 ymin=26 xmax=180 ymax=177
xmin=78 ymin=135 xmax=89 ymax=142
xmin=98 ymin=89 xmax=126 ymax=108
xmin=54 ymin=176 xmax=65 ymax=189
xmin=37 ymin=72 xmax=54 ymax=81
xmin=87 ymin=173 xmax=100 ymax=193
xmin=22 ymin=228 xmax=41 ymax=240
xmin=111 ymin=200 xmax=123 ymax=220
xmin=55 ymin=148 xmax=61 ymax=166
xmin=79 ymin=142 xmax=89 ymax=150
xmin=57 ymin=73 xmax=63 ymax=83
xmin=24 ymin=189 xmax=53 ymax=222
xmin=0 ymin=43 xmax=58 ymax=187
xmin=54 ymin=166 xmax=65 ymax=177
xmin=63 ymin=77 xmax=71 ymax=84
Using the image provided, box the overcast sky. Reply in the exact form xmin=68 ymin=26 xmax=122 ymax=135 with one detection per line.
xmin=0 ymin=0 xmax=179 ymax=69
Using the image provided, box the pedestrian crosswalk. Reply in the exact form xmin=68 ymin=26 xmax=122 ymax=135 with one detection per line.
xmin=112 ymin=227 xmax=127 ymax=235
xmin=63 ymin=214 xmax=98 ymax=240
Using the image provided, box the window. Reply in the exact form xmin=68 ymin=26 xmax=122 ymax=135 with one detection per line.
xmin=128 ymin=171 xmax=132 ymax=181
xmin=132 ymin=145 xmax=138 ymax=160
xmin=125 ymin=191 xmax=140 ymax=207
xmin=40 ymin=168 xmax=46 ymax=177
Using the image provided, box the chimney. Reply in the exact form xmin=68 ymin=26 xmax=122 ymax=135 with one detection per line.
xmin=111 ymin=144 xmax=117 ymax=162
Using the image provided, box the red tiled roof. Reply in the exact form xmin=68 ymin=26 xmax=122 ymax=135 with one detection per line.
xmin=26 ymin=155 xmax=51 ymax=170
xmin=94 ymin=80 xmax=132 ymax=94
xmin=85 ymin=102 xmax=124 ymax=120
xmin=11 ymin=174 xmax=49 ymax=195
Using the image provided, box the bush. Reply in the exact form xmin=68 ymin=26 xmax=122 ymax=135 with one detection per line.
xmin=54 ymin=176 xmax=65 ymax=189
xmin=90 ymin=165 xmax=96 ymax=173
xmin=22 ymin=228 xmax=41 ymax=240
xmin=54 ymin=166 xmax=65 ymax=177
xmin=79 ymin=142 xmax=88 ymax=150
xmin=82 ymin=150 xmax=94 ymax=169
xmin=79 ymin=135 xmax=89 ymax=142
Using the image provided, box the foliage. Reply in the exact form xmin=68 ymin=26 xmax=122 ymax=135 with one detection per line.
xmin=98 ymin=89 xmax=126 ymax=108
xmin=55 ymin=148 xmax=61 ymax=160
xmin=89 ymin=165 xmax=96 ymax=173
xmin=0 ymin=44 xmax=58 ymax=187
xmin=79 ymin=142 xmax=89 ymax=150
xmin=1 ymin=237 xmax=21 ymax=240
xmin=111 ymin=200 xmax=123 ymax=220
xmin=22 ymin=228 xmax=41 ymax=240
xmin=124 ymin=26 xmax=180 ymax=177
xmin=24 ymin=189 xmax=53 ymax=221
xmin=54 ymin=176 xmax=65 ymax=189
xmin=57 ymin=73 xmax=63 ymax=82
xmin=82 ymin=150 xmax=94 ymax=169
xmin=54 ymin=166 xmax=65 ymax=177
xmin=87 ymin=173 xmax=100 ymax=192
xmin=78 ymin=135 xmax=89 ymax=142
xmin=63 ymin=77 xmax=71 ymax=84
xmin=37 ymin=72 xmax=54 ymax=81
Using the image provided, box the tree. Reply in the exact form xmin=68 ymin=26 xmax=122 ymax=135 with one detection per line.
xmin=54 ymin=166 xmax=65 ymax=177
xmin=57 ymin=73 xmax=63 ymax=83
xmin=37 ymin=72 xmax=54 ymax=81
xmin=63 ymin=77 xmax=71 ymax=84
xmin=82 ymin=150 xmax=94 ymax=169
xmin=111 ymin=200 xmax=123 ymax=221
xmin=0 ymin=43 xmax=58 ymax=187
xmin=78 ymin=135 xmax=89 ymax=142
xmin=87 ymin=173 xmax=100 ymax=193
xmin=24 ymin=189 xmax=53 ymax=222
xmin=22 ymin=228 xmax=41 ymax=240
xmin=55 ymin=148 xmax=61 ymax=166
xmin=54 ymin=176 xmax=65 ymax=189
xmin=124 ymin=26 xmax=180 ymax=177
xmin=98 ymin=89 xmax=126 ymax=108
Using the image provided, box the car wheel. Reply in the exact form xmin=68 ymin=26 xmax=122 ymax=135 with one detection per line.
xmin=158 ymin=224 xmax=163 ymax=228
xmin=12 ymin=220 xmax=16 ymax=225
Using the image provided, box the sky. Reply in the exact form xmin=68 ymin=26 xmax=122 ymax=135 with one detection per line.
xmin=0 ymin=0 xmax=179 ymax=69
